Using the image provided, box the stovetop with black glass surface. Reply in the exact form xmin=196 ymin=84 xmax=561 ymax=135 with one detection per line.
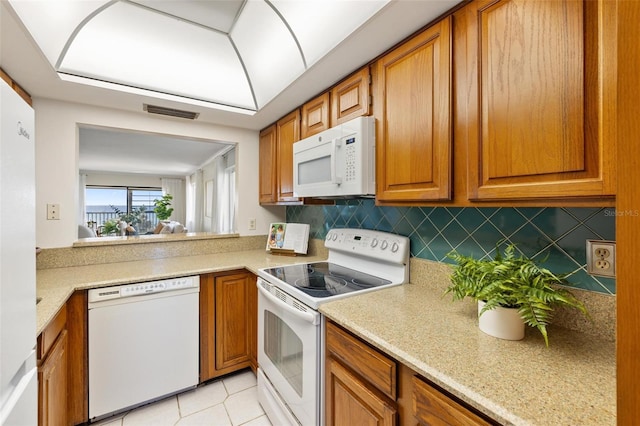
xmin=258 ymin=228 xmax=411 ymax=309
xmin=260 ymin=261 xmax=392 ymax=299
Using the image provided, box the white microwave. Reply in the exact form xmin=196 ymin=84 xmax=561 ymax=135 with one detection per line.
xmin=293 ymin=116 xmax=375 ymax=198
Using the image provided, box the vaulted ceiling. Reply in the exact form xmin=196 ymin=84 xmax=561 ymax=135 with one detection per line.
xmin=2 ymin=0 xmax=462 ymax=130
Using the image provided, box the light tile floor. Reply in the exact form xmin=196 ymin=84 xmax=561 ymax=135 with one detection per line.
xmin=93 ymin=369 xmax=272 ymax=426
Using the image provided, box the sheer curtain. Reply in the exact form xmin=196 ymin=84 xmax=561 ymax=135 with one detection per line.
xmin=186 ymin=170 xmax=204 ymax=232
xmin=213 ymin=154 xmax=236 ymax=234
xmin=78 ymin=173 xmax=87 ymax=225
xmin=161 ymin=178 xmax=186 ymax=224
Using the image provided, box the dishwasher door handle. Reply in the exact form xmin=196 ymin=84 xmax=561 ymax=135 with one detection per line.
xmin=257 ymin=283 xmax=320 ymax=326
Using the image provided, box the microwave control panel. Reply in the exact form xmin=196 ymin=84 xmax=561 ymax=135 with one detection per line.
xmin=345 ymin=136 xmax=357 ymax=182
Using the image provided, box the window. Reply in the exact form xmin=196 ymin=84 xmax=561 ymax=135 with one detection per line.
xmin=85 ymin=186 xmax=163 ymax=235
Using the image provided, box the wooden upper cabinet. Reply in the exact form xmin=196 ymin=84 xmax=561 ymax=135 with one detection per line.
xmin=301 ymin=92 xmax=331 ymax=139
xmin=331 ymin=66 xmax=371 ymax=126
xmin=375 ymin=17 xmax=453 ymax=202
xmin=458 ymin=0 xmax=616 ymax=201
xmin=259 ymin=125 xmax=277 ymax=204
xmin=259 ymin=110 xmax=303 ymax=205
xmin=276 ymin=109 xmax=302 ymax=203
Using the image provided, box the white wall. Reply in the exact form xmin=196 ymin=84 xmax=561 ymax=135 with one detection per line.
xmin=35 ymin=98 xmax=285 ymax=248
xmin=84 ymin=172 xmax=162 ymax=188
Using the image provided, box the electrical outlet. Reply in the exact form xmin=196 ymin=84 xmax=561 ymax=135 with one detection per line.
xmin=586 ymin=240 xmax=616 ymax=277
xmin=47 ymin=203 xmax=60 ymax=220
xmin=248 ymin=218 xmax=256 ymax=230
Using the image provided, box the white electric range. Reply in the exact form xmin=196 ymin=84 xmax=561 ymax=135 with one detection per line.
xmin=256 ymin=228 xmax=410 ymax=426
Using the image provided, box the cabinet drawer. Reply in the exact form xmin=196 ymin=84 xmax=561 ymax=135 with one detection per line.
xmin=412 ymin=376 xmax=492 ymax=426
xmin=326 ymin=321 xmax=396 ymax=399
xmin=37 ymin=304 xmax=67 ymax=362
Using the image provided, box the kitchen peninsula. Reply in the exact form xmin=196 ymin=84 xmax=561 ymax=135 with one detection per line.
xmin=36 ymin=237 xmax=615 ymax=426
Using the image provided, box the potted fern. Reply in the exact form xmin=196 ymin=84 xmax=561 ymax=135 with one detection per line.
xmin=445 ymin=243 xmax=589 ymax=346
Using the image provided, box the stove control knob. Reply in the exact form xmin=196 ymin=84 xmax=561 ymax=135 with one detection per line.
xmin=371 ymin=238 xmax=379 ymax=248
xmin=332 ymin=233 xmax=338 ymax=241
xmin=391 ymin=242 xmax=399 ymax=253
xmin=381 ymin=240 xmax=388 ymax=250
xmin=326 ymin=233 xmax=332 ymax=241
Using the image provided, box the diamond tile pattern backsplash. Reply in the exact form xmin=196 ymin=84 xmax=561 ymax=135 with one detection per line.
xmin=287 ymin=200 xmax=616 ymax=294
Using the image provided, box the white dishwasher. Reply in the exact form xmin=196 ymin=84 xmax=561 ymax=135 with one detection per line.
xmin=88 ymin=275 xmax=200 ymax=421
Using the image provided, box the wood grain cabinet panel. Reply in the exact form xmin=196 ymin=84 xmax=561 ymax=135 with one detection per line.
xmin=302 ymin=92 xmax=331 ymax=138
xmin=326 ymin=321 xmax=396 ymax=400
xmin=215 ymin=272 xmax=252 ymax=371
xmin=326 ymin=358 xmax=397 ymax=426
xmin=200 ymin=271 xmax=256 ymax=382
xmin=412 ymin=376 xmax=492 ymax=426
xmin=39 ymin=331 xmax=68 ymax=426
xmin=277 ymin=110 xmax=302 ymax=203
xmin=325 ymin=321 xmax=398 ymax=426
xmin=66 ymin=291 xmax=88 ymax=426
xmin=458 ymin=0 xmax=616 ymax=200
xmin=259 ymin=110 xmax=302 ymax=205
xmin=248 ymin=273 xmax=258 ymax=373
xmin=38 ymin=326 xmax=68 ymax=426
xmin=375 ymin=17 xmax=453 ymax=202
xmin=258 ymin=125 xmax=277 ymax=204
xmin=331 ymin=67 xmax=371 ymax=126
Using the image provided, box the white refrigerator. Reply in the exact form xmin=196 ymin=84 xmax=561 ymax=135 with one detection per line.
xmin=0 ymin=77 xmax=37 ymax=425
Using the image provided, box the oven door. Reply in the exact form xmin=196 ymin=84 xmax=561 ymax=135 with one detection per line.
xmin=257 ymin=278 xmax=321 ymax=426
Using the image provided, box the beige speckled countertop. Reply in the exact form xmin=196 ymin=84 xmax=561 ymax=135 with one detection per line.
xmin=320 ymin=283 xmax=616 ymax=425
xmin=36 ymin=249 xmax=325 ymax=334
xmin=37 ymin=246 xmax=615 ymax=426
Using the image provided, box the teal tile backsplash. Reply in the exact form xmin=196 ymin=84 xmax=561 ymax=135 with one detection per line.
xmin=286 ymin=200 xmax=616 ymax=295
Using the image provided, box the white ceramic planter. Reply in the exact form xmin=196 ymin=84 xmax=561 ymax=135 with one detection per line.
xmin=477 ymin=301 xmax=525 ymax=341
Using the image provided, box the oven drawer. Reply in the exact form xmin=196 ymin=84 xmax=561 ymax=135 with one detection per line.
xmin=326 ymin=321 xmax=397 ymax=400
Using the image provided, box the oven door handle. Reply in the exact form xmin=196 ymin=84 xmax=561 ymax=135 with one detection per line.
xmin=258 ymin=284 xmax=320 ymax=326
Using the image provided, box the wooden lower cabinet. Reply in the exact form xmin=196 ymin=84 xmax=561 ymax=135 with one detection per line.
xmin=326 ymin=320 xmax=397 ymax=426
xmin=411 ymin=374 xmax=492 ymax=426
xmin=326 ymin=320 xmax=496 ymax=426
xmin=327 ymin=357 xmax=397 ymax=426
xmin=200 ymin=270 xmax=258 ymax=382
xmin=38 ymin=330 xmax=68 ymax=426
xmin=66 ymin=291 xmax=88 ymax=425
xmin=37 ymin=291 xmax=88 ymax=426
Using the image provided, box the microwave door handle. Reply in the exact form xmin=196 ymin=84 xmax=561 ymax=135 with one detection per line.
xmin=331 ymin=138 xmax=342 ymax=185
xmin=257 ymin=283 xmax=320 ymax=325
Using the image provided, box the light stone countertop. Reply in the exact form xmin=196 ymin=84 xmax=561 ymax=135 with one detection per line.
xmin=37 ymin=250 xmax=615 ymax=426
xmin=36 ymin=249 xmax=325 ymax=335
xmin=319 ymin=283 xmax=616 ymax=426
